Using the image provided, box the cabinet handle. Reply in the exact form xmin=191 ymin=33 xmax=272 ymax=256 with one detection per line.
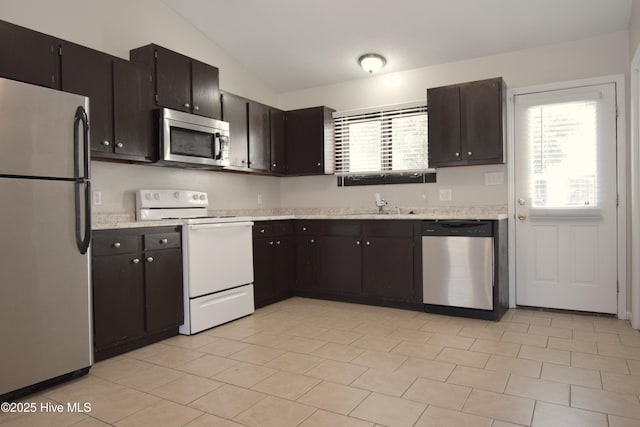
xmin=113 ymin=242 xmax=121 ymax=248
xmin=269 ymin=241 xmax=274 ymax=245
xmin=276 ymin=240 xmax=281 ymax=245
xmin=194 ymin=105 xmax=199 ymax=111
xmin=366 ymin=241 xmax=371 ymax=246
xmin=146 ymin=256 xmax=154 ymax=263
xmin=468 ymin=151 xmax=472 ymax=156
xmin=455 ymin=152 xmax=460 ymax=157
xmin=101 ymin=140 xmax=110 ymax=146
xmin=184 ymin=103 xmax=190 ymax=108
xmin=132 ymin=258 xmax=140 ymax=264
xmin=248 ymin=161 xmax=253 ymax=165
xmin=356 ymin=240 xmax=361 ymax=245
xmin=310 ymin=239 xmax=315 ymax=244
xmin=160 ymin=238 xmax=168 ymax=244
xmin=260 ymin=229 xmax=266 ymax=233
xmin=241 ymin=160 xmax=246 ymax=164
xmin=116 ymin=142 xmax=124 ymax=148
xmin=302 ymin=227 xmax=307 ymax=231
xmin=272 ymin=163 xmax=277 ymax=167
xmin=316 ymin=162 xmax=321 ymax=167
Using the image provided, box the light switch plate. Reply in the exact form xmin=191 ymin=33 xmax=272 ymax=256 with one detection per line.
xmin=485 ymin=172 xmax=504 ymax=185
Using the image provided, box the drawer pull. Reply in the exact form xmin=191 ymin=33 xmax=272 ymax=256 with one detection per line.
xmin=269 ymin=241 xmax=274 ymax=246
xmin=160 ymin=238 xmax=168 ymax=244
xmin=132 ymin=258 xmax=140 ymax=264
xmin=116 ymin=142 xmax=124 ymax=148
xmin=113 ymin=242 xmax=121 ymax=248
xmin=146 ymin=256 xmax=154 ymax=263
xmin=260 ymin=229 xmax=266 ymax=233
xmin=310 ymin=239 xmax=315 ymax=244
xmin=101 ymin=140 xmax=110 ymax=146
xmin=276 ymin=240 xmax=281 ymax=245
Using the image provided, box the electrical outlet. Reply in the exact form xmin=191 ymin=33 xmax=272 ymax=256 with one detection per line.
xmin=439 ymin=189 xmax=452 ymax=201
xmin=92 ymin=191 xmax=102 ymax=206
xmin=257 ymin=194 xmax=263 ymax=205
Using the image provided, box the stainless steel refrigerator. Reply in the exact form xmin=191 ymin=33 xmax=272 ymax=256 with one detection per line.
xmin=0 ymin=77 xmax=92 ymax=401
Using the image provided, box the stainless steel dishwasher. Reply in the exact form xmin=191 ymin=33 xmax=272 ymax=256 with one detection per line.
xmin=422 ymin=221 xmax=494 ymax=310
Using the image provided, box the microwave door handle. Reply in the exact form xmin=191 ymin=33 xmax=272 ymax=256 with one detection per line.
xmin=214 ymin=132 xmax=221 ymax=160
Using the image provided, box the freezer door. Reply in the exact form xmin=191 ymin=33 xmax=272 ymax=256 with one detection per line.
xmin=0 ymin=77 xmax=89 ymax=179
xmin=0 ymin=178 xmax=92 ymax=396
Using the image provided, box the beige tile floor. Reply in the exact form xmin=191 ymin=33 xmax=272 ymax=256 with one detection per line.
xmin=2 ymin=297 xmax=640 ymax=427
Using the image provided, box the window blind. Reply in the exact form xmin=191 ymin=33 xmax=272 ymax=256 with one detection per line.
xmin=333 ymin=103 xmax=429 ymax=175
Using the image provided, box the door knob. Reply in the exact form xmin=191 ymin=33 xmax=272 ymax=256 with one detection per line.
xmin=517 ymin=213 xmax=527 ymax=220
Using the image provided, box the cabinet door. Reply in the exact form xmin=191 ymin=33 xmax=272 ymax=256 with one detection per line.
xmin=427 ymin=85 xmax=461 ymax=166
xmin=113 ymin=59 xmax=153 ymax=160
xmin=144 ymin=249 xmax=184 ymax=332
xmin=92 ymin=254 xmax=145 ymax=349
xmin=295 ymin=236 xmax=318 ymax=290
xmin=248 ymin=101 xmax=270 ymax=171
xmin=60 ymin=42 xmax=113 ymax=154
xmin=317 ymin=235 xmax=362 ymax=295
xmin=461 ymin=78 xmax=503 ymax=163
xmin=0 ymin=20 xmax=59 ymax=88
xmin=191 ymin=60 xmax=221 ymax=119
xmin=274 ymin=236 xmax=295 ymax=296
xmin=253 ymin=237 xmax=275 ymax=307
xmin=221 ymin=92 xmax=249 ymax=167
xmin=286 ymin=107 xmax=325 ymax=174
xmin=270 ymin=108 xmax=286 ymax=173
xmin=155 ymin=46 xmax=191 ymax=113
xmin=362 ymin=237 xmax=414 ymax=300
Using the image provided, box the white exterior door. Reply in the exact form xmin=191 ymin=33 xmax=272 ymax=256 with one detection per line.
xmin=514 ymin=83 xmax=618 ymax=313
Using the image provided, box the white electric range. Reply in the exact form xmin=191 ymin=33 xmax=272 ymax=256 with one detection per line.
xmin=136 ymin=189 xmax=255 ymax=335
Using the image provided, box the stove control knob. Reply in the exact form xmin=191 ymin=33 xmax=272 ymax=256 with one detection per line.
xmin=153 ymin=193 xmax=160 ymax=200
xmin=173 ymin=191 xmax=180 ymax=198
xmin=199 ymin=194 xmax=206 ymax=201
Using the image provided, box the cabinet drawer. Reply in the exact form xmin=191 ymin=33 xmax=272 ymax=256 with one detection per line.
xmin=253 ymin=223 xmax=273 ymax=237
xmin=296 ymin=221 xmax=320 ymax=235
xmin=93 ymin=233 xmax=140 ymax=255
xmin=144 ymin=232 xmax=181 ymax=250
xmin=363 ymin=221 xmax=415 ymax=238
xmin=273 ymin=221 xmax=294 ymax=236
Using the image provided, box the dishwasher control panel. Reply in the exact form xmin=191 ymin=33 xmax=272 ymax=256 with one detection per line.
xmin=422 ymin=221 xmax=492 ymax=237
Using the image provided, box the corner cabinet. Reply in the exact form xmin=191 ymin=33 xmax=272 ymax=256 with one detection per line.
xmin=427 ymin=77 xmax=505 ymax=167
xmin=92 ymin=227 xmax=183 ymax=361
xmin=130 ymin=44 xmax=221 ymax=119
xmin=286 ymin=106 xmax=335 ymax=175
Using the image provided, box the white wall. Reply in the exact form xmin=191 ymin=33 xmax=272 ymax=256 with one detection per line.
xmin=0 ymin=0 xmax=282 ymax=214
xmin=279 ymin=31 xmax=629 ymax=210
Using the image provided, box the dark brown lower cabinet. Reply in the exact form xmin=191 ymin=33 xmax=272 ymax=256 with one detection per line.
xmin=294 ymin=220 xmax=422 ymax=308
xmin=92 ymin=227 xmax=183 ymax=361
xmin=252 ymin=221 xmax=295 ymax=308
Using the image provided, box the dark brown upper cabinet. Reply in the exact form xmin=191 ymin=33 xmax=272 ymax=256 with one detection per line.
xmin=60 ymin=42 xmax=153 ymax=161
xmin=221 ymin=91 xmax=248 ymax=168
xmin=220 ymin=92 xmax=271 ymax=172
xmin=285 ymin=106 xmax=335 ymax=175
xmin=130 ymin=44 xmax=221 ymax=119
xmin=269 ymin=107 xmax=286 ymax=174
xmin=427 ymin=77 xmax=505 ymax=167
xmin=0 ymin=20 xmax=59 ymax=89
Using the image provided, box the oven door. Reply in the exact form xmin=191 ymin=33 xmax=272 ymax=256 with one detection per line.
xmin=183 ymin=222 xmax=254 ymax=298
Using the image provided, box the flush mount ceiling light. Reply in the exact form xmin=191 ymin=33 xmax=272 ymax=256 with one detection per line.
xmin=359 ymin=53 xmax=386 ymax=74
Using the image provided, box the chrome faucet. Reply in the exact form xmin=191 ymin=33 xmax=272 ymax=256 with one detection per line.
xmin=374 ymin=193 xmax=388 ymax=214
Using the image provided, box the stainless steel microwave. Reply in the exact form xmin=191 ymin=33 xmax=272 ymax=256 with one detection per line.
xmin=158 ymin=108 xmax=230 ymax=168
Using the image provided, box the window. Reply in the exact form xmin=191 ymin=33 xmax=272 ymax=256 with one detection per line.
xmin=333 ymin=103 xmax=431 ymax=184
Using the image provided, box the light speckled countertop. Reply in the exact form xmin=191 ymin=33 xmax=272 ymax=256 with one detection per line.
xmin=93 ymin=206 xmax=507 ymax=230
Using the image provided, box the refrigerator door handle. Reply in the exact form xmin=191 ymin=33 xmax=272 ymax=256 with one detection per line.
xmin=74 ymin=106 xmax=91 ymax=254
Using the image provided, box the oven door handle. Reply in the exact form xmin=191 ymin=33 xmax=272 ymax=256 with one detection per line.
xmin=188 ymin=222 xmax=253 ymax=231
